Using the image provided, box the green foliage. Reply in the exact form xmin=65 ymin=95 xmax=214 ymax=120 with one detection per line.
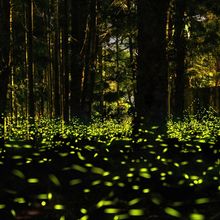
xmin=187 ymin=10 xmax=220 ymax=88
xmin=187 ymin=53 xmax=220 ymax=87
xmin=4 ymin=117 xmax=132 ymax=144
xmin=4 ymin=108 xmax=220 ymax=144
xmin=168 ymin=107 xmax=220 ymax=141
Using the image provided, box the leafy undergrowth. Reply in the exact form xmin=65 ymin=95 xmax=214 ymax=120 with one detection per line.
xmin=168 ymin=108 xmax=220 ymax=142
xmin=0 ymin=129 xmax=219 ymax=220
xmin=5 ymin=117 xmax=132 ymax=144
xmin=6 ymin=108 xmax=220 ymax=144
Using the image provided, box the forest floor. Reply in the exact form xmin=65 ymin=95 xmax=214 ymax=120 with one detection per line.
xmin=0 ymin=133 xmax=219 ymax=220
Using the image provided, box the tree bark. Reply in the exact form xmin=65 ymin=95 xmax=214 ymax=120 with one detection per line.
xmin=53 ymin=0 xmax=61 ymax=118
xmin=46 ymin=0 xmax=53 ymax=118
xmin=173 ymin=0 xmax=186 ymax=119
xmin=97 ymin=43 xmax=104 ymax=116
xmin=61 ymin=0 xmax=70 ymax=122
xmin=27 ymin=0 xmax=35 ymax=124
xmin=70 ymin=0 xmax=89 ymax=118
xmin=81 ymin=0 xmax=97 ymax=121
xmin=135 ymin=0 xmax=170 ymax=134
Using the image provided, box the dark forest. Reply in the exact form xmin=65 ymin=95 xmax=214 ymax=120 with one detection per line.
xmin=0 ymin=0 xmax=220 ymax=219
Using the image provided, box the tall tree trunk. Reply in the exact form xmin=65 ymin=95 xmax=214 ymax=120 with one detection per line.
xmin=127 ymin=0 xmax=136 ymax=118
xmin=24 ymin=2 xmax=29 ymax=122
xmin=81 ymin=0 xmax=97 ymax=121
xmin=98 ymin=44 xmax=104 ymax=117
xmin=135 ymin=0 xmax=170 ymax=135
xmin=167 ymin=3 xmax=174 ymax=118
xmin=53 ymin=0 xmax=61 ymax=118
xmin=10 ymin=4 xmax=15 ymax=125
xmin=127 ymin=0 xmax=136 ymax=98
xmin=47 ymin=0 xmax=53 ymax=118
xmin=216 ymin=57 xmax=220 ymax=86
xmin=96 ymin=0 xmax=104 ymax=117
xmin=115 ymin=34 xmax=120 ymax=117
xmin=61 ymin=0 xmax=69 ymax=122
xmin=0 ymin=0 xmax=11 ymax=145
xmin=27 ymin=0 xmax=35 ymax=124
xmin=128 ymin=35 xmax=136 ymax=102
xmin=173 ymin=0 xmax=186 ymax=119
xmin=70 ymin=0 xmax=89 ymax=118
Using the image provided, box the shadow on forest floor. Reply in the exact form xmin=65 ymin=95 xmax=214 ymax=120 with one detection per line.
xmin=0 ymin=136 xmax=219 ymax=220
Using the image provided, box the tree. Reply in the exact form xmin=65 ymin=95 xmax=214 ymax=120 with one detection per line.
xmin=135 ymin=0 xmax=170 ymax=134
xmin=173 ymin=0 xmax=186 ymax=119
xmin=0 ymin=0 xmax=11 ymax=145
xmin=26 ymin=0 xmax=35 ymax=124
xmin=61 ymin=0 xmax=70 ymax=122
xmin=187 ymin=7 xmax=220 ymax=88
xmin=81 ymin=0 xmax=98 ymax=121
xmin=53 ymin=0 xmax=61 ymax=118
xmin=70 ymin=0 xmax=89 ymax=118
